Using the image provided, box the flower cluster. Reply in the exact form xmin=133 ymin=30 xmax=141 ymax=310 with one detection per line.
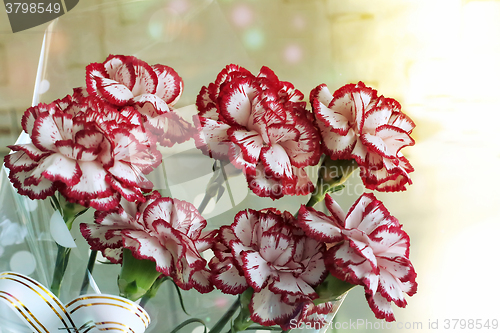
xmin=209 ymin=208 xmax=329 ymax=329
xmin=80 ymin=191 xmax=214 ymax=295
xmin=298 ymin=193 xmax=417 ymax=321
xmin=87 ymin=55 xmax=195 ymax=147
xmin=5 ymin=55 xmax=192 ymax=210
xmin=5 ymin=56 xmax=418 ymax=332
xmin=194 ymin=65 xmax=321 ymax=199
xmin=310 ymin=82 xmax=415 ymax=191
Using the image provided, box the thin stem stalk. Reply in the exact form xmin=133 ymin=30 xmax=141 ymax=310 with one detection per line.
xmin=80 ymin=250 xmax=98 ymax=295
xmin=209 ymin=298 xmax=241 ymax=333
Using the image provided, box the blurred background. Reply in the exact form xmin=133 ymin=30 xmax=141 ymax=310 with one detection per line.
xmin=1 ymin=0 xmax=500 ymax=332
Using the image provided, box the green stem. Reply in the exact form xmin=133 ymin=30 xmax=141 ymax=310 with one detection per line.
xmin=210 ymin=298 xmax=241 ymax=333
xmin=80 ymin=250 xmax=98 ymax=295
xmin=305 ymin=192 xmax=325 ymax=207
xmin=170 ymin=318 xmax=208 ymax=333
xmin=139 ymin=276 xmax=168 ymax=308
xmin=49 ymin=195 xmax=87 ymax=297
xmin=50 ymin=244 xmax=71 ymax=297
xmin=197 ymin=193 xmax=212 ymax=215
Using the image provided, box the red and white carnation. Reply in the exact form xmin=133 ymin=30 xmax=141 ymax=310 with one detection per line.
xmin=310 ymin=82 xmax=415 ymax=192
xmin=4 ymin=92 xmax=161 ymax=210
xmin=297 ymin=193 xmax=417 ymax=321
xmin=210 ymin=208 xmax=328 ymax=329
xmin=86 ymin=54 xmax=195 ymax=147
xmin=80 ymin=191 xmax=215 ymax=293
xmin=194 ymin=65 xmax=321 ymax=199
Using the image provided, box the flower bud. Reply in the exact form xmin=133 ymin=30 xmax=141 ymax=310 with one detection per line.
xmin=118 ymin=249 xmax=162 ymax=301
xmin=313 ymin=274 xmax=355 ymax=305
xmin=307 ymin=157 xmax=358 ymax=207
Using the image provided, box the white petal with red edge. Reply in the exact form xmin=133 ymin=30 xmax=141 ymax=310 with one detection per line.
xmin=62 ymin=160 xmax=111 ymax=199
xmin=250 ymin=287 xmax=300 ymax=327
xmin=106 ymin=175 xmax=145 ymax=202
xmin=344 ymin=236 xmax=378 ymax=271
xmin=40 ymin=154 xmax=82 ymax=185
xmin=219 ymin=80 xmax=258 ymax=127
xmin=211 ymin=259 xmax=249 ymax=294
xmin=87 ymin=193 xmax=120 ymax=212
xmin=299 ymin=252 xmax=327 ymax=287
xmin=366 ymin=292 xmax=396 ymax=321
xmin=270 ymin=272 xmax=316 ymax=297
xmin=103 ymin=55 xmax=126 ymax=78
xmin=361 ymin=128 xmax=413 ymax=159
xmin=129 ymin=61 xmax=157 ymax=96
xmin=344 ymin=193 xmax=375 ymax=230
xmin=95 ymin=77 xmax=134 ymax=106
xmin=377 ymin=268 xmax=407 ymax=307
xmin=194 ymin=117 xmax=232 ymax=158
xmin=229 ymin=129 xmax=263 ymax=164
xmin=232 ymin=210 xmax=259 ymax=247
xmin=261 ymin=144 xmax=293 ymax=180
xmin=246 ymin=167 xmax=283 ymax=199
xmin=318 ymin=121 xmax=356 ymax=159
xmin=297 ymin=206 xmax=343 ymax=243
xmin=8 ymin=144 xmax=47 ymax=162
xmin=31 ymin=113 xmax=69 ymax=152
xmin=107 ymin=160 xmax=150 ymax=189
xmin=122 ymin=230 xmax=176 ymax=275
xmin=377 ymin=255 xmax=413 ymax=282
xmin=330 ymin=244 xmax=377 ymax=289
xmin=370 ymin=226 xmax=409 ymax=257
xmin=357 ymin=203 xmax=391 ymax=234
xmin=259 ymin=233 xmax=293 ymax=266
xmin=266 ymin=124 xmax=300 ymax=145
xmin=314 ymin=97 xmax=351 ymax=135
xmin=310 ymin=84 xmax=333 ymax=107
xmin=362 ymin=106 xmax=393 ymax=132
xmin=80 ymin=223 xmax=124 ymax=250
xmin=12 ymin=171 xmax=56 ymax=200
xmin=241 ymin=251 xmax=272 ymax=291
xmin=153 ymin=64 xmax=183 ymax=106
xmin=324 ymin=194 xmax=347 ymax=224
xmin=134 ymin=94 xmax=170 ymax=113
xmin=4 ymin=150 xmax=39 ymax=173
xmin=189 ymin=269 xmax=213 ymax=293
xmin=388 ymin=112 xmax=415 ymax=133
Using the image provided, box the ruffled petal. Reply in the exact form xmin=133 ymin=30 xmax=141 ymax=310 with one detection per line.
xmin=152 ymin=64 xmax=183 ymax=106
xmin=250 ymin=287 xmax=302 ymax=328
xmin=219 ymin=78 xmax=259 ymax=127
xmin=229 ymin=128 xmax=263 ymax=164
xmin=261 ymin=144 xmax=293 ymax=180
xmin=241 ymin=250 xmax=272 ymax=291
xmin=297 ymin=206 xmax=343 ymax=243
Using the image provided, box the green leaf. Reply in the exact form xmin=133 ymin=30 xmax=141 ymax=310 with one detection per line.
xmin=170 ymin=318 xmax=208 ymax=333
xmin=216 ymin=185 xmax=225 ymax=202
xmin=169 ymin=278 xmax=190 ymax=315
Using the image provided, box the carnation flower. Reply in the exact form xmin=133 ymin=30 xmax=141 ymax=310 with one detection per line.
xmin=4 ymin=93 xmax=161 ymax=210
xmin=194 ymin=65 xmax=321 ymax=199
xmin=310 ymin=82 xmax=415 ymax=192
xmin=80 ymin=191 xmax=214 ymax=294
xmin=86 ymin=54 xmax=195 ymax=147
xmin=297 ymin=193 xmax=417 ymax=321
xmin=210 ymin=208 xmax=328 ymax=329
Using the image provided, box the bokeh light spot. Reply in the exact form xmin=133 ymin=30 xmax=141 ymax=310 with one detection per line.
xmin=243 ymin=28 xmax=264 ymax=50
xmin=148 ymin=8 xmax=183 ymax=41
xmin=231 ymin=4 xmax=254 ymax=28
xmin=283 ymin=44 xmax=303 ymax=64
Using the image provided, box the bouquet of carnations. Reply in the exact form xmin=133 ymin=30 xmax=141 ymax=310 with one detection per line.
xmin=1 ymin=54 xmax=417 ymax=333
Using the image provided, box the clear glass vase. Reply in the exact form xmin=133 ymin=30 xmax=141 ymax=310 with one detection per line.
xmin=1 ymin=1 xmax=354 ymax=332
